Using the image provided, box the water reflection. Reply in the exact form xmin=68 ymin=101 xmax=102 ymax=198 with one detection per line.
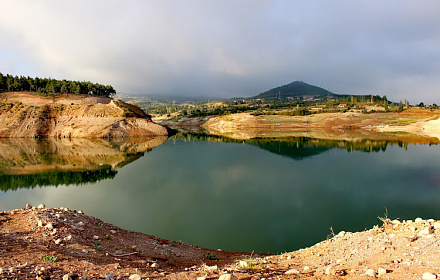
xmin=0 ymin=137 xmax=167 ymax=190
xmin=170 ymin=133 xmax=438 ymax=160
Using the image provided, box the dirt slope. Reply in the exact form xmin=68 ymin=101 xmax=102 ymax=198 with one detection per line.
xmin=0 ymin=92 xmax=168 ymax=138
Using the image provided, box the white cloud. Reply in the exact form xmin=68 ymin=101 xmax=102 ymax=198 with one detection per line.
xmin=0 ymin=0 xmax=439 ymax=103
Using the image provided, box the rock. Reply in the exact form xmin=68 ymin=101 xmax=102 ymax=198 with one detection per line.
xmin=238 ymin=260 xmax=248 ymax=268
xmin=78 ymin=210 xmax=83 ymax=214
xmin=378 ymin=268 xmax=387 ymax=277
xmin=415 ymin=217 xmax=424 ymax=223
xmin=38 ymin=220 xmax=44 ymax=227
xmin=110 ymin=230 xmax=117 ymax=234
xmin=285 ymin=268 xmax=300 ymax=274
xmin=325 ymin=265 xmax=334 ymax=275
xmin=45 ymin=223 xmax=53 ymax=230
xmin=63 ymin=273 xmax=79 ymax=280
xmin=105 ymin=273 xmax=115 ymax=279
xmin=129 ymin=275 xmax=141 ymax=280
xmin=303 ymin=266 xmax=310 ymax=271
xmin=196 ymin=277 xmax=206 ymax=280
xmin=151 ymin=262 xmax=159 ymax=268
xmin=93 ymin=235 xmax=100 ymax=240
xmin=219 ymin=274 xmax=239 ymax=280
xmin=420 ymin=227 xmax=434 ymax=235
xmin=434 ymin=222 xmax=440 ymax=229
xmin=26 ymin=204 xmax=32 ymax=209
xmin=55 ymin=238 xmax=63 ymax=245
xmin=37 ymin=204 xmax=46 ymax=209
xmin=423 ymin=272 xmax=437 ymax=280
xmin=365 ymin=269 xmax=376 ymax=277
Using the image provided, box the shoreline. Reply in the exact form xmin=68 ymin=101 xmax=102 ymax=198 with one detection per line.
xmin=2 ymin=205 xmax=440 ymax=279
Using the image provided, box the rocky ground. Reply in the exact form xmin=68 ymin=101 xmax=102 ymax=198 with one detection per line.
xmin=161 ymin=108 xmax=440 ymax=143
xmin=2 ymin=205 xmax=440 ymax=279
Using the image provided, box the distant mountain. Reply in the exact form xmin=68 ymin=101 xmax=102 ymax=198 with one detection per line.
xmin=254 ymin=81 xmax=338 ymax=100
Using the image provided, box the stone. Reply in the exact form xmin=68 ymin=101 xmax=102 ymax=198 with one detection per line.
xmin=105 ymin=273 xmax=115 ymax=279
xmin=365 ymin=269 xmax=376 ymax=277
xmin=55 ymin=238 xmax=63 ymax=245
xmin=423 ymin=272 xmax=437 ymax=280
xmin=93 ymin=235 xmax=100 ymax=240
xmin=378 ymin=268 xmax=387 ymax=277
xmin=38 ymin=220 xmax=44 ymax=227
xmin=129 ymin=275 xmax=141 ymax=280
xmin=45 ymin=223 xmax=53 ymax=230
xmin=303 ymin=266 xmax=310 ymax=271
xmin=151 ymin=262 xmax=159 ymax=268
xmin=26 ymin=204 xmax=32 ymax=209
xmin=196 ymin=277 xmax=206 ymax=280
xmin=62 ymin=273 xmax=79 ymax=280
xmin=218 ymin=274 xmax=239 ymax=280
xmin=65 ymin=235 xmax=72 ymax=241
xmin=415 ymin=217 xmax=424 ymax=223
xmin=325 ymin=265 xmax=334 ymax=275
xmin=285 ymin=268 xmax=300 ymax=274
xmin=110 ymin=230 xmax=117 ymax=234
xmin=37 ymin=204 xmax=46 ymax=209
xmin=434 ymin=222 xmax=440 ymax=229
xmin=78 ymin=210 xmax=83 ymax=214
xmin=420 ymin=227 xmax=434 ymax=235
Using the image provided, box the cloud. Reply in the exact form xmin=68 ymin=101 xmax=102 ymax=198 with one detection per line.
xmin=0 ymin=0 xmax=439 ymax=103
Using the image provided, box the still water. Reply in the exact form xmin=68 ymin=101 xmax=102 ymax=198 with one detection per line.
xmin=0 ymin=135 xmax=439 ymax=253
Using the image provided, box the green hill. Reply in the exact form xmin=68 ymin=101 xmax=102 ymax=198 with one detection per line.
xmin=254 ymin=81 xmax=338 ymax=100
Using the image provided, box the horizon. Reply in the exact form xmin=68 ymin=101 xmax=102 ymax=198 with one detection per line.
xmin=1 ymin=1 xmax=439 ymax=104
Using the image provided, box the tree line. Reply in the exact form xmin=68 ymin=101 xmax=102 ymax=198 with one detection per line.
xmin=0 ymin=72 xmax=116 ymax=97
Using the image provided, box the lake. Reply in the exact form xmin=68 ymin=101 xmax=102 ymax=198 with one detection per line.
xmin=0 ymin=134 xmax=439 ymax=253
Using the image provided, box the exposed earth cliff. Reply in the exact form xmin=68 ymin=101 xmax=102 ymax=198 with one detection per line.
xmin=0 ymin=92 xmax=168 ymax=138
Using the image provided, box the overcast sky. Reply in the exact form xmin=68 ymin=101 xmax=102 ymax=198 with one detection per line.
xmin=0 ymin=1 xmax=439 ymax=103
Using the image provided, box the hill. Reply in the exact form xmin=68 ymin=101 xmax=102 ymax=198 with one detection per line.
xmin=0 ymin=92 xmax=168 ymax=138
xmin=254 ymin=81 xmax=338 ymax=101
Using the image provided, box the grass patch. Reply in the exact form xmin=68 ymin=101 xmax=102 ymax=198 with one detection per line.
xmin=42 ymin=255 xmax=59 ymax=262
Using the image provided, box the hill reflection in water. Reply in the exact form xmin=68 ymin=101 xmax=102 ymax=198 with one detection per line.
xmin=0 ymin=137 xmax=167 ymax=190
xmin=170 ymin=133 xmax=436 ymax=160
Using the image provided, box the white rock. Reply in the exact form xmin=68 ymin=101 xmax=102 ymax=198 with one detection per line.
xmin=303 ymin=266 xmax=310 ymax=271
xmin=285 ymin=268 xmax=300 ymax=274
xmin=378 ymin=268 xmax=387 ymax=277
xmin=422 ymin=272 xmax=437 ymax=280
xmin=37 ymin=221 xmax=43 ymax=227
xmin=218 ymin=274 xmax=238 ymax=280
xmin=415 ymin=217 xmax=424 ymax=223
xmin=128 ymin=274 xmax=141 ymax=280
xmin=238 ymin=260 xmax=248 ymax=268
xmin=37 ymin=204 xmax=46 ymax=209
xmin=93 ymin=235 xmax=100 ymax=240
xmin=45 ymin=223 xmax=53 ymax=230
xmin=110 ymin=230 xmax=117 ymax=234
xmin=365 ymin=269 xmax=376 ymax=277
xmin=434 ymin=222 xmax=440 ymax=229
xmin=78 ymin=221 xmax=84 ymax=226
xmin=419 ymin=227 xmax=433 ymax=235
xmin=325 ymin=265 xmax=334 ymax=275
xmin=55 ymin=239 xmax=62 ymax=245
xmin=196 ymin=277 xmax=206 ymax=280
xmin=151 ymin=262 xmax=159 ymax=268
xmin=78 ymin=210 xmax=83 ymax=214
xmin=65 ymin=235 xmax=72 ymax=241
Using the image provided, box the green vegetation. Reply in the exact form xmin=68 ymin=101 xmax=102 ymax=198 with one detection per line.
xmin=42 ymin=255 xmax=59 ymax=262
xmin=0 ymin=168 xmax=118 ymax=192
xmin=203 ymin=252 xmax=218 ymax=260
xmin=0 ymin=72 xmax=116 ymax=97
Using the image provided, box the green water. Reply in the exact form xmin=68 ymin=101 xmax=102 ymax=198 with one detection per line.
xmin=0 ymin=134 xmax=439 ymax=253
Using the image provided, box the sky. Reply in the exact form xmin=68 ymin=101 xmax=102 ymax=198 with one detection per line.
xmin=0 ymin=1 xmax=439 ymax=104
